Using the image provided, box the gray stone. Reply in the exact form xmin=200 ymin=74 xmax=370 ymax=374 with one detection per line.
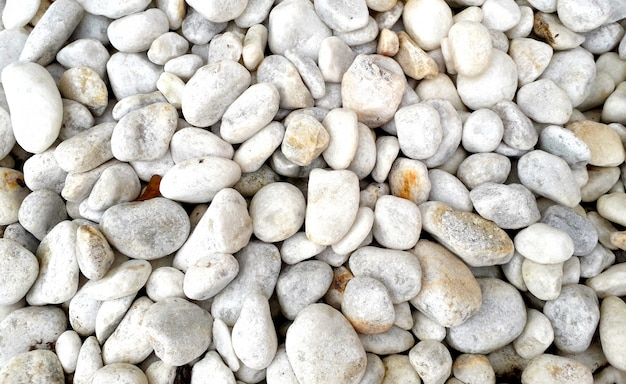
xmin=359 ymin=326 xmax=415 ymax=355
xmin=0 ymin=239 xmax=38 ymax=305
xmin=276 ymin=260 xmax=333 ymax=320
xmin=181 ymin=7 xmax=227 ymax=45
xmin=470 ymin=182 xmax=540 ymax=229
xmin=106 ymin=53 xmax=163 ymax=100
xmin=18 ymin=189 xmax=68 ymax=241
xmin=538 ymin=125 xmax=591 ymax=168
xmin=22 ymin=146 xmax=67 ymax=194
xmin=599 ymin=296 xmax=626 ymax=371
xmin=342 ymin=276 xmax=395 ymax=335
xmin=87 ymin=163 xmax=140 ymax=211
xmin=541 ymin=205 xmax=598 ymax=256
xmin=56 ymin=39 xmax=110 ymax=80
xmin=73 ymin=337 xmax=103 ymax=384
xmin=540 ymin=47 xmax=596 ymax=107
xmin=80 ymin=260 xmax=151 ymax=301
xmin=491 ymin=100 xmax=538 ymax=151
xmin=372 ymin=195 xmax=421 ymax=250
xmin=457 ymin=153 xmax=511 ymax=189
xmin=249 ymin=182 xmax=306 ymax=243
xmin=101 ymin=297 xmax=153 ymax=365
xmin=170 ymin=127 xmax=234 ymax=164
xmin=257 ymin=55 xmax=314 ymax=110
xmin=232 ymin=293 xmax=277 ymax=370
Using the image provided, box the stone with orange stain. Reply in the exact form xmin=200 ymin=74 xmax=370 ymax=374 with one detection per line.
xmin=75 ymin=225 xmax=115 ymax=280
xmin=419 ymin=201 xmax=515 ymax=267
xmin=324 ymin=266 xmax=353 ymax=310
xmin=388 ymin=158 xmax=431 ymax=205
xmin=521 ymin=354 xmax=593 ymax=384
xmin=0 ymin=168 xmax=30 ymax=226
xmin=342 ymin=275 xmax=395 ymax=335
xmin=567 ymin=120 xmax=625 ymax=167
xmin=410 ymin=240 xmax=481 ymax=328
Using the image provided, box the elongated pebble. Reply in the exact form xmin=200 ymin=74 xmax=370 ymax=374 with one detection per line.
xmin=80 ymin=260 xmax=152 ymax=301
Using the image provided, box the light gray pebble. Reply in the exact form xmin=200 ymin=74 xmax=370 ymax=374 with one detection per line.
xmin=332 ymin=206 xmax=374 ymax=255
xmin=280 ymin=232 xmax=326 ymax=265
xmin=538 ymin=125 xmax=591 ymax=168
xmin=395 ymin=103 xmax=442 ymax=160
xmin=170 ymin=127 xmax=233 ymax=164
xmin=522 ymin=259 xmax=564 ymax=300
xmin=211 ymin=241 xmax=281 ymax=326
xmin=160 ymin=156 xmax=241 ymax=203
xmin=234 ymin=122 xmax=285 ymax=173
xmin=75 ymin=224 xmax=114 ymax=280
xmin=266 ymin=346 xmax=298 ymax=384
xmin=428 ymin=169 xmax=472 ymax=212
xmin=461 ymin=109 xmax=504 ymax=153
xmin=156 ymin=72 xmax=183 ymax=107
xmin=183 ymin=253 xmax=239 ymax=301
xmin=208 ymin=32 xmax=243 ymax=64
xmin=586 ymin=262 xmax=626 ymax=298
xmin=164 ymin=54 xmax=204 ymax=82
xmin=181 ymin=7 xmax=226 ymax=45
xmin=540 ymin=47 xmax=596 ymax=107
xmin=95 ymin=293 xmax=136 ymax=343
xmin=360 ymin=325 xmax=415 ymax=355
xmin=373 ymin=195 xmax=421 ymax=250
xmin=242 ymin=24 xmax=267 ymax=71
xmin=81 ymin=259 xmax=151 ymax=301
xmin=3 ymin=223 xmax=39 ymax=254
xmin=318 ymin=36 xmax=355 ymax=83
xmin=276 ymin=260 xmax=333 ymax=320
xmin=335 ymin=17 xmax=379 ymax=46
xmin=91 ymin=363 xmax=148 ymax=384
xmin=213 ymin=317 xmax=240 ymax=372
xmin=87 ymin=163 xmax=139 ymax=211
xmin=205 ymin=188 xmax=253 ymax=253
xmin=513 ymin=308 xmax=554 ymax=360
xmin=75 ymin=0 xmax=149 ymax=18
xmin=0 ymin=239 xmax=38 ymax=305
xmin=107 ymin=52 xmax=163 ymax=100
xmin=578 ymin=243 xmax=615 ymax=278
xmin=268 ymin=0 xmax=331 ymax=61
xmin=541 ymin=205 xmax=598 ymax=256
xmin=408 ymin=340 xmax=452 ymax=384
xmin=55 ymin=122 xmax=115 ymax=174
xmin=599 ymin=296 xmax=626 ymax=371
xmin=582 ymin=22 xmax=624 ymax=54
xmin=393 ymin=302 xmax=413 ymax=331
xmin=421 ymin=99 xmax=463 ymax=168
xmin=61 ymin=159 xmax=121 ymax=203
xmin=107 ymin=8 xmax=168 ymax=53
xmin=19 ymin=0 xmax=84 ymax=66
xmin=73 ymin=336 xmax=102 ymax=384
xmin=517 ymin=78 xmax=573 ymax=124
xmin=111 ymin=91 xmax=167 ymax=121
xmin=514 ymin=223 xmax=575 ymax=264
xmin=447 ymin=278 xmax=527 ymax=354
xmin=544 ymin=284 xmax=599 ymax=354
xmin=23 ymin=146 xmax=67 ymax=194
xmin=517 ymin=150 xmax=581 ymax=207
xmin=315 ymin=0 xmax=368 ymax=33
xmin=249 ymin=182 xmax=306 ymax=243
xmin=234 ymin=361 xmax=266 ymax=383
xmin=145 ymin=267 xmax=184 ymax=302
xmin=99 ymin=197 xmax=189 ymax=260
xmin=0 ymin=28 xmax=29 ymax=76
xmin=144 ymin=297 xmax=212 ymax=366
xmin=0 ymin=350 xmax=64 ymax=384
xmin=233 ymin=165 xmax=279 ymax=198
xmin=101 ymin=297 xmax=153 ymax=365
xmin=491 ymin=100 xmax=538 ymax=151
xmin=56 ymin=39 xmax=110 ymax=80
xmin=257 ymin=55 xmax=314 ymax=110
xmin=342 ymin=275 xmax=395 ymax=335
xmin=284 ymin=48 xmax=326 ymax=99
xmin=457 ymin=153 xmax=511 ymax=189
xmin=55 ymin=330 xmax=81 ymax=374
xmin=148 ymin=32 xmax=189 ymax=65
xmin=470 ymin=182 xmax=540 ymax=229
xmin=371 ymin=136 xmax=399 ymax=183
xmin=388 ymin=157 xmax=431 ymax=205
xmin=191 ymin=350 xmax=236 ymax=384
xmin=1 ymin=0 xmax=38 ymax=29
xmin=232 ymin=293 xmax=277 ymax=370
xmin=286 ymin=303 xmax=367 ymax=384
xmin=69 ymin=11 xmax=112 ymax=45
xmin=68 ymin=286 xmax=103 ymax=336
xmin=348 ymin=123 xmax=377 ymax=179
xmin=235 ymin=0 xmax=273 ymax=28
xmin=0 ymin=306 xmax=67 ymax=367
xmin=581 ymin=166 xmax=622 ymax=202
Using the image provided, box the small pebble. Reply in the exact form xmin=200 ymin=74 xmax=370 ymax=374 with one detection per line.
xmin=73 ymin=337 xmax=103 ymax=384
xmin=402 ymin=0 xmax=452 ymax=51
xmin=470 ymin=182 xmax=540 ymax=229
xmin=91 ymin=363 xmax=148 ymax=384
xmin=408 ymin=340 xmax=452 ymax=384
xmin=585 ymin=263 xmax=626 ymax=298
xmin=257 ymin=55 xmax=314 ymax=110
xmin=452 ymin=354 xmax=496 ymax=384
xmin=0 ymin=350 xmax=64 ymax=384
xmin=281 ymin=113 xmax=329 ymax=167
xmin=514 ymin=223 xmax=575 ymax=264
xmin=249 ymin=182 xmax=305 ymax=243
xmin=372 ymin=195 xmax=421 ymax=250
xmin=395 ymin=103 xmax=442 ymax=160
xmin=491 ymin=100 xmax=538 ymax=151
xmin=276 ymin=260 xmax=333 ymax=320
xmin=597 ymin=192 xmax=626 ymax=226
xmin=457 ymin=153 xmax=511 ymax=189
xmin=321 ymin=108 xmax=359 ymax=170
xmin=342 ymin=275 xmax=396 ymax=334
xmin=359 ymin=326 xmax=416 ymax=355
xmin=191 ymin=350 xmax=237 ymax=384
xmin=0 ymin=239 xmax=38 ymax=305
xmin=170 ymin=127 xmax=234 ymax=164
xmin=231 ymin=293 xmax=277 ymax=370
xmin=381 ymin=354 xmax=421 ymax=384
xmin=513 ymin=308 xmax=554 ymax=360
xmin=55 ymin=330 xmax=81 ymax=374
xmin=521 ymin=354 xmax=593 ymax=384
xmin=599 ymin=296 xmax=626 ymax=371
xmin=522 ymin=259 xmax=564 ymax=300
xmin=567 ymin=120 xmax=625 ymax=167
xmin=75 ymin=224 xmax=114 ymax=280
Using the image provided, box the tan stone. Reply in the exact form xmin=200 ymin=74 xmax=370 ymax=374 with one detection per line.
xmin=567 ymin=120 xmax=625 ymax=167
xmin=394 ymin=31 xmax=438 ymax=80
xmin=610 ymin=231 xmax=626 ymax=250
xmin=59 ymin=67 xmax=108 ymax=117
xmin=376 ymin=28 xmax=399 ymax=57
xmin=281 ymin=114 xmax=330 ymax=167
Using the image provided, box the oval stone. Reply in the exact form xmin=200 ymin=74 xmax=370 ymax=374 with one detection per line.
xmin=0 ymin=239 xmax=38 ymax=305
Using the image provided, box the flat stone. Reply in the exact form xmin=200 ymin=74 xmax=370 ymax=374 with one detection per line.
xmin=183 ymin=253 xmax=238 ymax=301
xmin=87 ymin=163 xmax=141 ymax=211
xmin=148 ymin=32 xmax=189 ymax=65
xmin=543 ymin=284 xmax=599 ymax=353
xmin=235 ymin=0 xmax=274 ymax=28
xmin=276 ymin=260 xmax=333 ymax=320
xmin=359 ymin=326 xmax=415 ymax=355
xmin=318 ymin=36 xmax=356 ymax=83
xmin=322 ymin=108 xmax=359 ymax=170
xmin=315 ymin=0 xmax=368 ymax=32
xmin=470 ymin=183 xmax=540 ymax=229
xmin=80 ymin=260 xmax=151 ymax=301
xmin=286 ymin=304 xmax=367 ymax=384
xmin=54 ymin=122 xmax=115 ymax=174
xmin=95 ymin=294 xmax=136 ymax=343
xmin=428 ymin=169 xmax=473 ymax=212
xmin=521 ymin=354 xmax=593 ymax=384
xmin=420 ymin=201 xmax=514 ymax=267
xmin=18 ymin=189 xmax=67 ymax=241
xmin=540 ymin=47 xmax=596 ymax=107
xmin=514 ymin=223 xmax=575 ymax=264
xmin=170 ymin=127 xmax=233 ymax=164
xmin=99 ymin=198 xmax=190 ymax=260
xmin=517 ymin=79 xmax=573 ymax=124
xmin=447 ymin=278 xmax=527 ymax=354
xmin=509 ymin=38 xmax=553 ymax=86
xmin=73 ymin=337 xmax=103 ymax=384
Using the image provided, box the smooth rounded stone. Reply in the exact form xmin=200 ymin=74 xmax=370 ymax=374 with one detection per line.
xmin=393 ymin=302 xmax=413 ymax=331
xmin=2 ymin=0 xmax=39 ymax=29
xmin=181 ymin=7 xmax=226 ymax=45
xmin=418 ymin=99 xmax=462 ymax=168
xmin=18 ymin=0 xmax=83 ymax=65
xmin=603 ymin=81 xmax=626 ymax=124
xmin=428 ymin=170 xmax=472 ymax=212
xmin=447 ymin=278 xmax=527 ymax=354
xmin=281 ymin=114 xmax=329 ymax=167
xmin=402 ymin=0 xmax=452 ymax=51
xmin=159 ymin=156 xmax=241 ymax=203
xmin=155 ymin=72 xmax=183 ymax=109
xmin=111 ymin=102 xmax=177 ymax=162
xmin=107 ymin=8 xmax=169 ymax=53
xmin=111 ymin=91 xmax=167 ymax=121
xmin=91 ymin=363 xmax=148 ymax=384
xmin=200 ymin=188 xmax=252 ymax=254
xmin=25 ymin=220 xmax=78 ymax=306
xmin=163 ymin=54 xmax=203 ymax=82
xmin=182 ymin=253 xmax=238 ymax=300
xmin=387 ymin=157 xmax=431 ymax=205
xmin=407 ymin=340 xmax=452 ymax=384
xmin=452 ymin=354 xmax=496 ymax=384
xmin=305 ymin=169 xmax=359 ymax=246
xmin=318 ymin=36 xmax=355 ymax=83
xmin=345 ymin=123 xmax=376 ymax=180
xmin=543 ymin=284 xmax=599 ymax=353
xmin=80 ymin=260 xmax=150 ymax=302
xmin=517 ymin=79 xmax=573 ymax=124
xmin=61 ymin=160 xmax=120 ymax=203
xmin=55 ymin=124 xmax=115 ymax=175
xmin=3 ymin=223 xmax=38 ymax=255
xmin=147 ymin=32 xmax=189 ymax=66
xmin=524 ymin=355 xmax=592 ymax=384
xmin=481 ymin=0 xmax=521 ymax=30
xmin=505 ymin=4 xmax=534 ymax=39
xmin=599 ymin=296 xmax=626 ymax=370
xmin=358 ymin=326 xmax=414 ymax=355
xmin=240 ymin=24 xmax=266 ymax=72
xmin=514 ymin=223 xmax=575 ymax=264
xmin=191 ymin=351 xmax=236 ymax=384
xmin=333 ymin=17 xmax=379 ymax=47
xmin=394 ymin=103 xmax=442 ymax=160
xmin=582 ymin=22 xmax=624 ymax=54
xmin=75 ymin=224 xmax=114 ymax=280
xmin=2 ymin=62 xmax=62 ymax=154
xmin=349 ymin=246 xmax=422 ymax=304
xmin=100 ymin=296 xmax=153 ymax=365
xmin=419 ymin=201 xmax=514 ymax=267
xmin=286 ymin=303 xmax=366 ymax=384
xmin=443 ymin=21 xmax=492 ymax=77
xmin=87 ymin=163 xmax=140 ymax=211
xmin=461 ymin=109 xmax=503 ymax=153
xmin=73 ymin=336 xmax=103 ymax=384
xmin=94 ymin=293 xmax=136 ymax=343
xmin=540 ymin=47 xmax=596 ymax=108
xmin=0 ymin=349 xmax=64 ymax=384
xmin=348 ymin=353 xmax=382 ymax=384
xmin=220 ymin=83 xmax=280 ymax=145
xmin=456 ymin=50 xmax=517 ymax=110
xmin=0 ymin=239 xmax=38 ymax=305
xmin=99 ymin=198 xmax=189 ymax=260
xmin=320 ymin=108 xmax=359 ymax=170
xmin=231 ymin=293 xmax=277 ymax=370
xmin=249 ymin=182 xmax=305 ymax=243
xmin=513 ymin=309 xmax=554 ymax=360
xmin=208 ymin=31 xmax=243 ymax=65
xmin=232 ymin=0 xmax=271 ymax=27
xmin=314 ymin=0 xmax=368 ymax=33
xmin=541 ymin=205 xmax=598 ymax=256
xmin=0 ymin=28 xmax=29 ymax=80
xmin=568 ymin=120 xmax=625 ymax=167
xmin=585 ymin=262 xmax=626 ymax=297
xmin=517 ymin=150 xmax=581 ymax=207
xmin=561 ymin=255 xmax=581 ymax=285
xmin=185 ymin=0 xmax=246 ymax=22
xmin=410 ymin=240 xmax=481 ymax=328
xmin=56 ymin=39 xmax=109 ymax=80
xmin=538 ymin=125 xmax=591 ymax=168
xmin=0 ymin=306 xmax=66 ymax=367
xmin=522 ymin=259 xmax=564 ymax=300
xmin=182 ymin=61 xmax=251 ymax=127
xmin=579 ymin=71 xmax=617 ymax=111
xmin=372 ymin=195 xmax=421 ymax=250
xmin=267 ymin=0 xmax=331 ymax=61
xmin=75 ymin=0 xmax=149 ymax=18
xmin=281 ymin=232 xmax=326 ymax=265
xmin=0 ymin=108 xmax=13 ymax=160
xmin=557 ymin=0 xmax=612 ymax=33
xmin=588 ymin=211 xmax=619 ymax=250
xmin=457 ymin=153 xmax=511 ymax=189
xmin=470 ymin=183 xmax=540 ymax=230
xmin=55 ymin=330 xmax=81 ymax=374
xmin=59 ymin=67 xmax=108 ymax=117
xmin=329 ymin=207 xmax=373 ymax=256
xmin=378 ymin=355 xmax=419 ymax=384
xmin=490 ymin=101 xmax=537 ymax=151
xmin=341 ymin=54 xmax=405 ymax=128
xmin=68 ymin=285 xmax=104 ymax=337
xmin=371 ymin=137 xmax=399 ymax=184
xmin=145 ymin=267 xmax=184 ymax=302
xmin=597 ymin=191 xmax=626 ymax=225
xmin=212 ymin=318 xmax=240 ymax=372
xmin=170 ymin=128 xmax=233 ymax=164
xmin=256 ymin=55 xmax=314 ymax=110
xmin=210 ymin=241 xmax=281 ymax=326
xmin=276 ymin=260 xmax=333 ymax=321
xmin=508 ymin=38 xmax=553 ymax=86
xmin=142 ymin=298 xmax=212 ymax=366
xmin=579 ymin=243 xmax=615 ymax=278
xmin=22 ymin=147 xmax=65 ymax=194
xmin=533 ymin=12 xmax=586 ymax=50
xmin=376 ymin=28 xmax=399 ymax=56
xmin=341 ymin=276 xmax=395 ymax=335
xmin=107 ymin=52 xmax=163 ymax=100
